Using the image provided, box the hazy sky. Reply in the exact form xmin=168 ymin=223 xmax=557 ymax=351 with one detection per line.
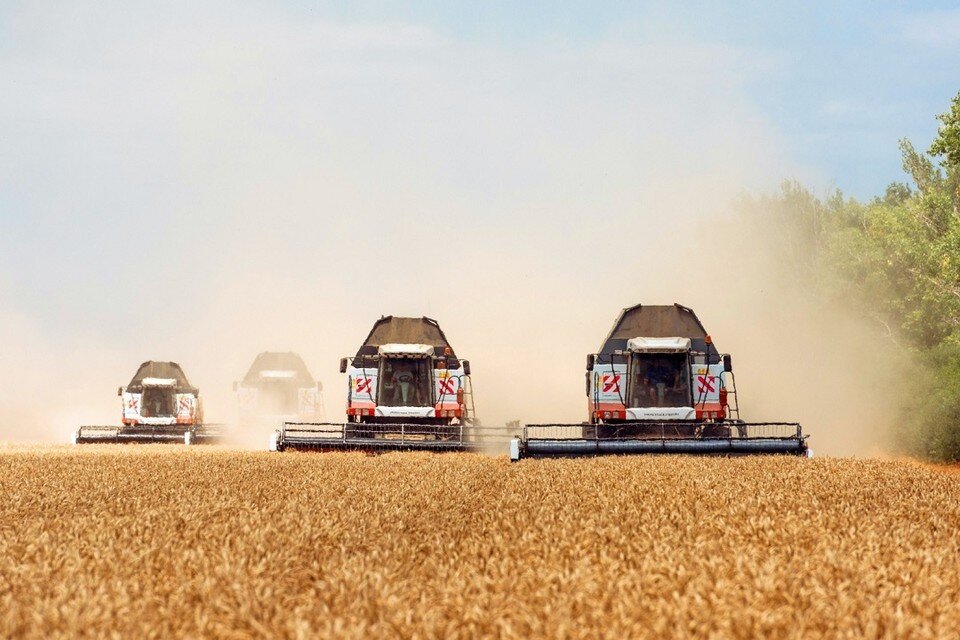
xmin=1 ymin=1 xmax=958 ymax=444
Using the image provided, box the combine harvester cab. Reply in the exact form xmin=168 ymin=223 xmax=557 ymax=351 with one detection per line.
xmin=235 ymin=352 xmax=324 ymax=428
xmin=75 ymin=361 xmax=223 ymax=444
xmin=271 ymin=316 xmax=510 ymax=452
xmin=511 ymin=303 xmax=809 ymax=460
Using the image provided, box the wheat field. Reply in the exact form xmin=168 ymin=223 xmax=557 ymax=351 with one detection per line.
xmin=2 ymin=447 xmax=959 ymax=638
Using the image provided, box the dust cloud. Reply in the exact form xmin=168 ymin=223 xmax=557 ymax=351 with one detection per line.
xmin=675 ymin=211 xmax=903 ymax=457
xmin=0 ymin=3 xmax=894 ymax=454
xmin=0 ymin=199 xmax=901 ymax=456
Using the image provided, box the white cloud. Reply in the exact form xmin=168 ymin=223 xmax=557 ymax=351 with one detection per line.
xmin=900 ymin=10 xmax=960 ymax=48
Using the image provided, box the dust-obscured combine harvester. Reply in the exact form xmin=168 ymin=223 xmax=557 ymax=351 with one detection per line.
xmin=74 ymin=361 xmax=223 ymax=445
xmin=270 ymin=316 xmax=511 ymax=452
xmin=235 ymin=352 xmax=324 ymax=428
xmin=510 ymin=303 xmax=808 ymax=460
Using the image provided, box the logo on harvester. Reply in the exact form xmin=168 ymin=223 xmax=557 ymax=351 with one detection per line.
xmin=602 ymin=374 xmax=621 ymax=394
xmin=355 ymin=377 xmax=372 ymax=394
xmin=126 ymin=398 xmax=139 ymax=411
xmin=438 ymin=378 xmax=457 ymax=395
xmin=697 ymin=376 xmax=716 ymax=394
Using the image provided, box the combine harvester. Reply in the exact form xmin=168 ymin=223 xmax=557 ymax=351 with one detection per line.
xmin=270 ymin=316 xmax=510 ymax=452
xmin=74 ymin=361 xmax=222 ymax=445
xmin=235 ymin=352 xmax=324 ymax=427
xmin=510 ymin=303 xmax=809 ymax=460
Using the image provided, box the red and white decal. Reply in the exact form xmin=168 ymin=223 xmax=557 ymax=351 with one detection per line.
xmin=592 ymin=364 xmax=627 ymax=411
xmin=348 ymin=368 xmax=378 ymax=406
xmin=696 ymin=375 xmax=716 ymax=394
xmin=435 ymin=371 xmax=461 ymax=409
xmin=176 ymin=394 xmax=196 ymax=421
xmin=122 ymin=393 xmax=142 ymax=422
xmin=691 ymin=364 xmax=724 ymax=405
xmin=602 ymin=374 xmax=621 ymax=394
xmin=298 ymin=388 xmax=321 ymax=419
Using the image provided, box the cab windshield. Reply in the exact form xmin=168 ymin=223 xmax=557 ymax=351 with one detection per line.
xmin=142 ymin=386 xmax=176 ymax=417
xmin=378 ymin=357 xmax=432 ymax=407
xmin=628 ymin=353 xmax=690 ymax=408
xmin=259 ymin=380 xmax=299 ymax=414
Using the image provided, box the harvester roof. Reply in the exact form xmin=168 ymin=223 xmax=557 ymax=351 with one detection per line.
xmin=355 ymin=316 xmax=455 ymax=358
xmin=240 ymin=352 xmax=315 ymax=388
xmin=599 ymin=303 xmax=719 ymax=357
xmin=126 ymin=361 xmax=198 ymax=394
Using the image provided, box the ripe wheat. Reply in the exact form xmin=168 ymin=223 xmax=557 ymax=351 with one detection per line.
xmin=1 ymin=447 xmax=959 ymax=638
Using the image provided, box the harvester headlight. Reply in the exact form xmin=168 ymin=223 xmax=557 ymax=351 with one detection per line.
xmin=603 ymin=411 xmax=611 ymax=419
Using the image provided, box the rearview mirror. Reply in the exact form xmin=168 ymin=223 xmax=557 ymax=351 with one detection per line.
xmin=462 ymin=360 xmax=471 ymax=376
xmin=723 ymin=354 xmax=733 ymax=372
xmin=586 ymin=354 xmax=595 ymax=371
xmin=317 ymin=380 xmax=323 ymax=392
xmin=117 ymin=386 xmax=124 ymax=397
xmin=339 ymin=358 xmax=348 ymax=374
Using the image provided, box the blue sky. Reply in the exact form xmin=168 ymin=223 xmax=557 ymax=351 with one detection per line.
xmin=0 ymin=1 xmax=958 ymax=437
xmin=325 ymin=0 xmax=960 ymax=194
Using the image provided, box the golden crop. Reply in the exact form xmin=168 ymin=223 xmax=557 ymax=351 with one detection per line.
xmin=2 ymin=447 xmax=960 ymax=639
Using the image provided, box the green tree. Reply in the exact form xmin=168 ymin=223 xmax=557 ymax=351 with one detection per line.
xmin=929 ymin=90 xmax=960 ymax=217
xmin=740 ymin=92 xmax=960 ymax=460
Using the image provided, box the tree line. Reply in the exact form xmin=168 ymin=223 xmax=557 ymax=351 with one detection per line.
xmin=747 ymin=92 xmax=960 ymax=461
